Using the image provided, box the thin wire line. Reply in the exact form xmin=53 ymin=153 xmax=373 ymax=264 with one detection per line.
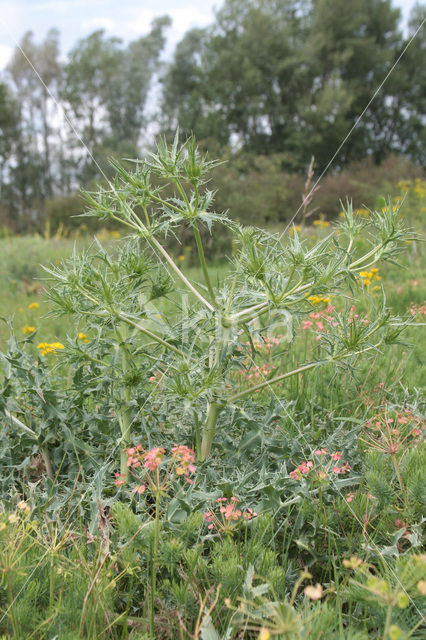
xmin=4 ymin=37 xmax=110 ymax=184
xmin=280 ymin=17 xmax=425 ymax=237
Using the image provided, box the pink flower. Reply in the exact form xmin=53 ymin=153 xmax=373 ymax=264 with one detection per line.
xmin=315 ymin=448 xmax=327 ymax=455
xmin=330 ymin=452 xmax=342 ymax=461
xmin=302 ymin=320 xmax=313 ymax=330
xmin=317 ymin=470 xmax=328 ymax=479
xmin=332 ymin=466 xmax=341 ymax=474
xmin=316 ymin=321 xmax=324 ymax=331
xmin=114 ymin=472 xmax=126 ymax=487
xmin=290 ymin=469 xmax=301 ymax=479
xmin=172 ymin=444 xmax=197 ymax=477
xmin=143 ymin=447 xmax=165 ymax=471
xmin=132 ymin=484 xmax=146 ymax=495
xmin=346 ymin=493 xmax=355 ymax=503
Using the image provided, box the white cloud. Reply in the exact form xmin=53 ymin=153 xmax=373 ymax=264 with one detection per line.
xmin=32 ymin=0 xmax=106 ymax=12
xmin=0 ymin=1 xmax=24 ymax=37
xmin=0 ymin=44 xmax=12 ymax=68
xmin=82 ymin=17 xmax=115 ymax=33
xmin=127 ymin=5 xmax=214 ymax=43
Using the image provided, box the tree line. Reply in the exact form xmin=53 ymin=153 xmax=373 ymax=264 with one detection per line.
xmin=0 ymin=0 xmax=424 ymax=232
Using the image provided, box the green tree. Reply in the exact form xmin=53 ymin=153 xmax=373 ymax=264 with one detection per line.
xmin=62 ymin=19 xmax=171 ymax=184
xmin=0 ymin=82 xmax=18 ymax=201
xmin=5 ymin=29 xmax=62 ymax=218
xmin=161 ymin=0 xmax=422 ymax=170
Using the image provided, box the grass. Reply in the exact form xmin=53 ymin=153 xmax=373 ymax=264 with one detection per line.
xmin=0 ymin=186 xmax=424 ymax=639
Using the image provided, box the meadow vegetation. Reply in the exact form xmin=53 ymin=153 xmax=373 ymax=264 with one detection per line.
xmin=0 ymin=136 xmax=425 ymax=639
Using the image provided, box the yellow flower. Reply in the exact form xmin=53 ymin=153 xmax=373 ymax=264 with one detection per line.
xmin=355 ymin=208 xmax=370 ymax=217
xmin=37 ymin=342 xmax=64 ymax=356
xmin=17 ymin=501 xmax=30 ymax=512
xmin=339 ymin=211 xmax=345 ymax=218
xmin=110 ymin=230 xmax=121 ymax=239
xmin=77 ymin=333 xmax=89 ymax=343
xmin=313 ymin=219 xmax=330 ymax=228
xmin=18 ymin=307 xmax=24 ymax=313
xmin=178 ymin=255 xmax=186 ymax=261
xmin=308 ymin=295 xmax=331 ymax=305
xmin=258 ymin=629 xmax=271 ymax=640
xmin=28 ymin=302 xmax=39 ymax=310
xmin=359 ymin=268 xmax=380 ymax=287
xmin=290 ymin=225 xmax=301 ymax=234
xmin=21 ymin=325 xmax=36 ymax=334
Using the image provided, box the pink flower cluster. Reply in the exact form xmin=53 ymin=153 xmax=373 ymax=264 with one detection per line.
xmin=114 ymin=444 xmax=197 ymax=490
xmin=143 ymin=447 xmax=166 ymax=471
xmin=171 ymin=444 xmax=197 ymax=482
xmin=203 ymin=497 xmax=257 ymax=533
xmin=302 ymin=304 xmax=369 ymax=341
xmin=243 ymin=362 xmax=277 ymax=381
xmin=289 ymin=450 xmax=351 ymax=481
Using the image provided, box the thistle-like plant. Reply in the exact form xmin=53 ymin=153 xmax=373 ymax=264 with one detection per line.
xmin=42 ymin=133 xmax=416 ymax=472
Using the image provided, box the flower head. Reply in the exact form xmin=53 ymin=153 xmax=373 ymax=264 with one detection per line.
xmin=21 ymin=325 xmax=36 ymax=334
xmin=143 ymin=447 xmax=165 ymax=471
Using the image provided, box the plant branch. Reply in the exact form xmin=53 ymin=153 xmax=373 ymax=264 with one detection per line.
xmin=193 ymin=222 xmax=217 ymax=305
xmin=148 ymin=236 xmax=214 ymax=311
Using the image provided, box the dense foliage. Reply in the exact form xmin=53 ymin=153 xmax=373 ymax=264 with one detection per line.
xmin=0 ymin=136 xmax=424 ymax=638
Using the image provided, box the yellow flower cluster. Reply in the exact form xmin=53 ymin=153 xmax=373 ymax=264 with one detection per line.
xmin=290 ymin=225 xmax=301 ymax=234
xmin=37 ymin=342 xmax=65 ymax=356
xmin=355 ymin=208 xmax=370 ymax=217
xmin=359 ymin=268 xmax=381 ymax=287
xmin=21 ymin=325 xmax=36 ymax=334
xmin=313 ymin=219 xmax=330 ymax=228
xmin=28 ymin=302 xmax=39 ymax=310
xmin=77 ymin=332 xmax=90 ymax=343
xmin=308 ymin=295 xmax=330 ymax=305
xmin=414 ymin=178 xmax=426 ymax=199
xmin=397 ymin=178 xmax=426 ymax=199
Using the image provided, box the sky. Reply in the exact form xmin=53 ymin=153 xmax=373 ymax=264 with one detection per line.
xmin=0 ymin=0 xmax=421 ymax=70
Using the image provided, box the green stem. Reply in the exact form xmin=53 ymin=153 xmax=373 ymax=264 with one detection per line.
xmin=116 ymin=327 xmax=132 ymax=478
xmin=193 ymin=222 xmax=217 ymax=305
xmin=75 ymin=286 xmax=189 ymax=358
xmin=7 ymin=573 xmax=19 ymax=640
xmin=150 ymin=489 xmax=160 ymax=640
xmin=383 ymin=603 xmax=393 ymax=639
xmin=227 ymin=342 xmax=382 ymax=403
xmin=391 ymin=454 xmax=405 ymax=494
xmin=116 ymin=310 xmax=187 ymax=358
xmin=49 ymin=553 xmax=55 ymax=609
xmin=41 ymin=445 xmax=54 ymax=481
xmin=227 ymin=361 xmax=325 ymax=403
xmin=193 ymin=411 xmax=202 ymax=461
xmin=200 ymin=401 xmax=224 ymax=460
xmin=148 ymin=236 xmax=214 ymax=312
